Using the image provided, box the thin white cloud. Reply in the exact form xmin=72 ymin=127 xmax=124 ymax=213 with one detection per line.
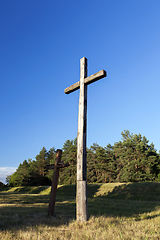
xmin=0 ymin=167 xmax=17 ymax=184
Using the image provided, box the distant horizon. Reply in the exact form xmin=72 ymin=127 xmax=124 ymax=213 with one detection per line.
xmin=1 ymin=128 xmax=159 ymax=184
xmin=0 ymin=167 xmax=17 ymax=184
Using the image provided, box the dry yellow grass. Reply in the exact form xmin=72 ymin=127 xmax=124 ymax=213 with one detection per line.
xmin=0 ymin=183 xmax=160 ymax=239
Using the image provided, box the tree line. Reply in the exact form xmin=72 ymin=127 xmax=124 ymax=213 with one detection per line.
xmin=6 ymin=130 xmax=160 ymax=186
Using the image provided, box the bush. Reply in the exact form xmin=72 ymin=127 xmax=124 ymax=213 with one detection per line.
xmin=0 ymin=182 xmax=5 ymax=188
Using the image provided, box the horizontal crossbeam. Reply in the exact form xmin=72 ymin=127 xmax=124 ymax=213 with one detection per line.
xmin=64 ymin=70 xmax=107 ymax=94
xmin=47 ymin=162 xmax=69 ymax=170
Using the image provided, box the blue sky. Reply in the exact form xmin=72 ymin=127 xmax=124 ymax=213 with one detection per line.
xmin=0 ymin=0 xmax=160 ymax=183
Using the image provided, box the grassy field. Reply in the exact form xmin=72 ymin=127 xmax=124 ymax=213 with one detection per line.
xmin=0 ymin=182 xmax=160 ymax=239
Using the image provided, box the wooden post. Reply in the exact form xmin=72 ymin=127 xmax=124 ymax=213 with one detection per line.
xmin=64 ymin=57 xmax=107 ymax=222
xmin=77 ymin=57 xmax=87 ymax=221
xmin=48 ymin=149 xmax=62 ymax=216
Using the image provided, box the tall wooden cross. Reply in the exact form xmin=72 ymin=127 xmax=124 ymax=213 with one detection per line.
xmin=64 ymin=57 xmax=107 ymax=222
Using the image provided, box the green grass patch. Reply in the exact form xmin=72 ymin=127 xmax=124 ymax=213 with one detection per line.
xmin=2 ymin=186 xmax=50 ymax=194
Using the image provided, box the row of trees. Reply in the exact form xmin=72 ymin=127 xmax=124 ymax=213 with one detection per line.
xmin=7 ymin=130 xmax=160 ymax=186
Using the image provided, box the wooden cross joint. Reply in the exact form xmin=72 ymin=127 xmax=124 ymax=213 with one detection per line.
xmin=64 ymin=62 xmax=107 ymax=94
xmin=48 ymin=149 xmax=69 ymax=216
xmin=47 ymin=162 xmax=69 ymax=170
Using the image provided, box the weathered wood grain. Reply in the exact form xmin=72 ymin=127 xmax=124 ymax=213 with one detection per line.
xmin=85 ymin=70 xmax=107 ymax=85
xmin=76 ymin=180 xmax=87 ymax=222
xmin=64 ymin=57 xmax=107 ymax=222
xmin=76 ymin=57 xmax=87 ymax=221
xmin=64 ymin=70 xmax=107 ymax=94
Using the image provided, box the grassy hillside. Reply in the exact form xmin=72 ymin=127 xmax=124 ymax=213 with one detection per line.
xmin=0 ymin=182 xmax=160 ymax=239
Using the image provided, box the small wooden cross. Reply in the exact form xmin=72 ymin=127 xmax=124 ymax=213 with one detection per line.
xmin=65 ymin=57 xmax=107 ymax=222
xmin=47 ymin=149 xmax=69 ymax=216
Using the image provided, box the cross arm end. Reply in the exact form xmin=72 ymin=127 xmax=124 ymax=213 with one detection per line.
xmin=64 ymin=81 xmax=80 ymax=94
xmin=84 ymin=70 xmax=107 ymax=86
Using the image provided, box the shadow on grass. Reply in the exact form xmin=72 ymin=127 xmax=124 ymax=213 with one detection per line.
xmin=105 ymin=182 xmax=160 ymax=201
xmin=56 ymin=183 xmax=101 ymax=199
xmin=0 ymin=182 xmax=160 ymax=230
xmin=0 ymin=184 xmax=101 ymax=230
xmin=0 ymin=193 xmax=75 ymax=231
xmin=88 ymin=182 xmax=160 ymax=219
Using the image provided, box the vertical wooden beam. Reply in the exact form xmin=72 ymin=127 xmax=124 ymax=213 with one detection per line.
xmin=65 ymin=57 xmax=107 ymax=222
xmin=48 ymin=149 xmax=62 ymax=216
xmin=76 ymin=57 xmax=87 ymax=222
